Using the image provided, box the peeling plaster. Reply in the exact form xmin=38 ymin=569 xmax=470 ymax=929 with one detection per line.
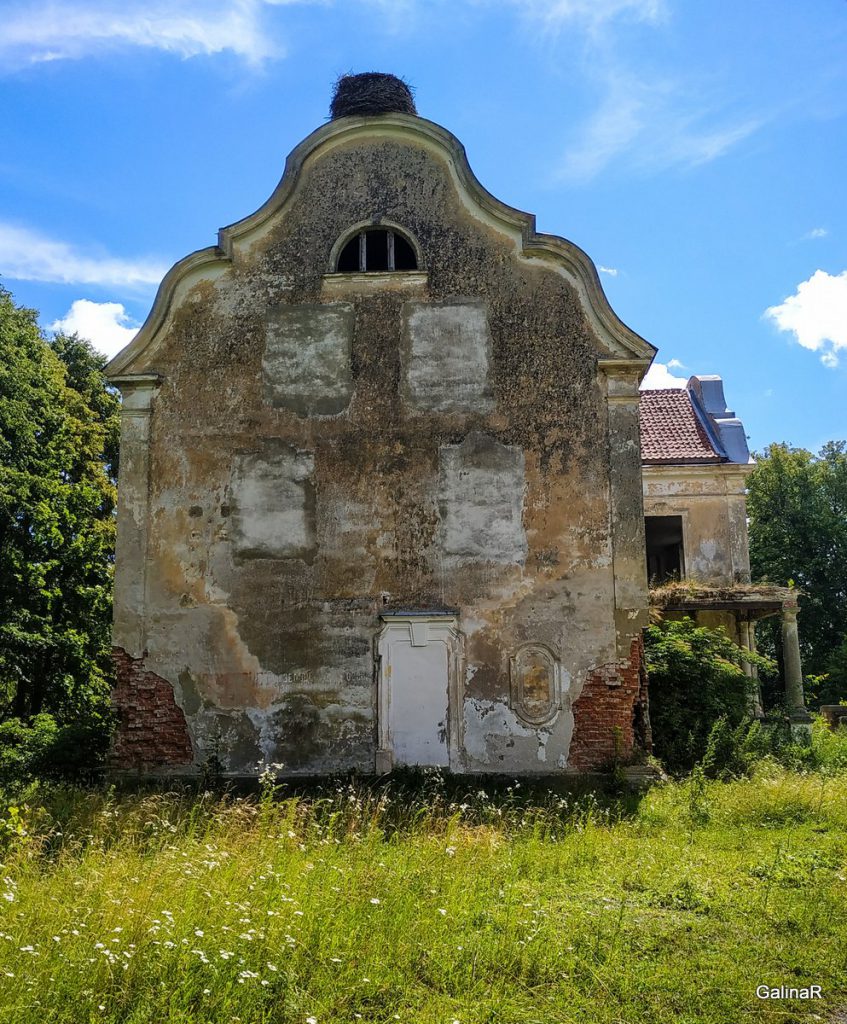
xmin=108 ymin=116 xmax=649 ymax=777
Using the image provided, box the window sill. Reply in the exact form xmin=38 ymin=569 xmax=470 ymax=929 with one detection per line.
xmin=321 ymin=270 xmax=429 ymax=298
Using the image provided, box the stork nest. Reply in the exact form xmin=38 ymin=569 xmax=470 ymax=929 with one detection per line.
xmin=330 ymin=72 xmax=417 ymax=119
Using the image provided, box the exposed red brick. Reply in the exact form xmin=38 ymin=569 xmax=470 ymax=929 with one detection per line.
xmin=109 ymin=648 xmax=194 ymax=769
xmin=569 ymin=635 xmax=651 ymax=770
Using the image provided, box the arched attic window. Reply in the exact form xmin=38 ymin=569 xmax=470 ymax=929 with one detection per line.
xmin=336 ymin=227 xmax=418 ymax=273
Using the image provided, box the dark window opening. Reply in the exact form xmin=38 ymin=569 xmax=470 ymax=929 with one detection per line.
xmin=393 ymin=233 xmax=417 ymax=270
xmin=645 ymin=515 xmax=684 ymax=584
xmin=366 ymin=230 xmax=389 ymax=271
xmin=336 ymin=236 xmax=360 ymax=272
xmin=336 ymin=228 xmax=418 ymax=273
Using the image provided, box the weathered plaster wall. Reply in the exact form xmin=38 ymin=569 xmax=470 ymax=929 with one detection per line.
xmin=642 ymin=465 xmax=753 ymax=585
xmin=109 ymin=122 xmax=650 ymax=776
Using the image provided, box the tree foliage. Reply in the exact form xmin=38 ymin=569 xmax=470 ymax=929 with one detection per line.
xmin=747 ymin=441 xmax=847 ymax=703
xmin=0 ymin=285 xmax=119 ymax=737
xmin=644 ymin=617 xmax=772 ymax=773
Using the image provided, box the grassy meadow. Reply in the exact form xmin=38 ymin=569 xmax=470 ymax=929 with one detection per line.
xmin=1 ymin=736 xmax=846 ymax=1023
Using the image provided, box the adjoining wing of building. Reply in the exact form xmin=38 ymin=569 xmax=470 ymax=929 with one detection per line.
xmin=105 ymin=74 xmax=809 ymax=780
xmin=641 ymin=378 xmax=809 ymax=733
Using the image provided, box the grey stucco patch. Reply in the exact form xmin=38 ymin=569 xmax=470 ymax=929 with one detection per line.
xmin=263 ymin=303 xmax=354 ymax=416
xmin=438 ymin=432 xmax=527 ymax=564
xmin=231 ymin=442 xmax=316 ymax=560
xmin=402 ymin=300 xmax=494 ymax=413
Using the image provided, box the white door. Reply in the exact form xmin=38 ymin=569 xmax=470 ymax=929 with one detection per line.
xmin=377 ymin=616 xmax=459 ymax=769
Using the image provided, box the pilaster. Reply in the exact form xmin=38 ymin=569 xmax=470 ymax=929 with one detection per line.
xmin=110 ymin=374 xmax=162 ymax=658
xmin=600 ymin=360 xmax=651 ymax=654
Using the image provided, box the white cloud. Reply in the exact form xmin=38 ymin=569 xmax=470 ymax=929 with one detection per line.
xmin=640 ymin=360 xmax=688 ymax=390
xmin=0 ymin=222 xmax=166 ymax=287
xmin=804 ymin=227 xmax=828 ymax=240
xmin=598 ymin=265 xmax=619 ymax=276
xmin=51 ymin=299 xmax=140 ymax=358
xmin=0 ymin=0 xmax=291 ymax=70
xmin=666 ymin=358 xmax=686 ymax=369
xmin=764 ymin=269 xmax=847 ymax=368
xmin=559 ymin=72 xmax=762 ymax=181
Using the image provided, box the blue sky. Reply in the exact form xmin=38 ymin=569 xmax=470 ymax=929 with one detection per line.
xmin=1 ymin=0 xmax=845 ymax=452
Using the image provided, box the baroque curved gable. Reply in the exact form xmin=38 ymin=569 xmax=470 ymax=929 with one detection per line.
xmin=106 ymin=112 xmax=655 ymax=379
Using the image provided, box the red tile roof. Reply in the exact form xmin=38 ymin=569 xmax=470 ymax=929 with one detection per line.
xmin=639 ymin=389 xmax=724 ymax=464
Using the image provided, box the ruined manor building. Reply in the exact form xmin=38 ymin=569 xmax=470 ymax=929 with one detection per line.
xmin=106 ymin=75 xmax=666 ymax=778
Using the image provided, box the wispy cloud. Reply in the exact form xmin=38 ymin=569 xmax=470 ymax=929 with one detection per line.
xmin=0 ymin=0 xmax=662 ymax=70
xmin=503 ymin=0 xmax=664 ymax=30
xmin=0 ymin=222 xmax=167 ymax=286
xmin=599 ymin=265 xmax=619 ymax=276
xmin=0 ymin=0 xmax=297 ymax=70
xmin=51 ymin=299 xmax=140 ymax=358
xmin=764 ymin=269 xmax=847 ymax=368
xmin=666 ymin=357 xmax=685 ymax=369
xmin=804 ymin=227 xmax=828 ymax=240
xmin=640 ymin=360 xmax=688 ymax=390
xmin=559 ymin=72 xmax=762 ymax=181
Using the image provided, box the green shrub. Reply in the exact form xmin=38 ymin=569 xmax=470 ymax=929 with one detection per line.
xmin=644 ymin=618 xmax=772 ymax=774
xmin=0 ymin=712 xmax=109 ymax=791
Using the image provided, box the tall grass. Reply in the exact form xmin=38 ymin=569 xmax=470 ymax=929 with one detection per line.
xmin=1 ymin=728 xmax=846 ymax=1023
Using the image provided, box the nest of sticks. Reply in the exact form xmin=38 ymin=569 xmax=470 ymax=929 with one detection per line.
xmin=330 ymin=73 xmax=417 ymax=119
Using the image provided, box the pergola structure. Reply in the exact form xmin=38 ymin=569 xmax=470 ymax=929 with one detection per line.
xmin=650 ymin=582 xmax=812 ymax=740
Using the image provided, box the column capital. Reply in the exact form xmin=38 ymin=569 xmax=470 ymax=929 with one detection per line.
xmin=111 ymin=373 xmax=163 ymax=414
xmin=598 ymin=359 xmax=648 ymax=402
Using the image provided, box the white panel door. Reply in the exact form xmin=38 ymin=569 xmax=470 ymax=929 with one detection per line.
xmin=388 ymin=635 xmax=450 ymax=766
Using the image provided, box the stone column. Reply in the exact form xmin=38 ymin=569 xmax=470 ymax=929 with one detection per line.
xmin=110 ymin=374 xmax=161 ymax=659
xmin=781 ymin=599 xmax=812 ymax=743
xmin=599 ymin=359 xmax=651 ymax=656
xmin=738 ymin=613 xmax=764 ymax=718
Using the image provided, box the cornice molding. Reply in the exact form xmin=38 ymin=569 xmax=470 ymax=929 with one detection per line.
xmin=642 ymin=462 xmax=755 ymax=478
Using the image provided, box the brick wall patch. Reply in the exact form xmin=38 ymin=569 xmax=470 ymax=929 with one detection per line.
xmin=569 ymin=635 xmax=650 ymax=770
xmin=110 ymin=648 xmax=194 ymax=769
